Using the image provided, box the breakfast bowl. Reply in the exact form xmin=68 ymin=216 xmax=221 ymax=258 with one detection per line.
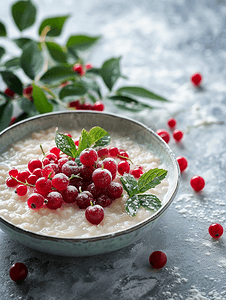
xmin=0 ymin=111 xmax=180 ymax=256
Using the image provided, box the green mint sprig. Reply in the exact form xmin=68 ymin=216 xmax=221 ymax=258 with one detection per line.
xmin=120 ymin=168 xmax=167 ymax=216
xmin=55 ymin=126 xmax=110 ymax=158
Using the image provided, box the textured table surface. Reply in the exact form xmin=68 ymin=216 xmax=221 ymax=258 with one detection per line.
xmin=1 ymin=0 xmax=226 ymax=299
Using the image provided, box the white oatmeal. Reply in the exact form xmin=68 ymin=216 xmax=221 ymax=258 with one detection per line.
xmin=0 ymin=127 xmax=169 ymax=238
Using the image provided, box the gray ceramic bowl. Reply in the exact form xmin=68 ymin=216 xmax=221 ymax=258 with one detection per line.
xmin=0 ymin=111 xmax=180 ymax=256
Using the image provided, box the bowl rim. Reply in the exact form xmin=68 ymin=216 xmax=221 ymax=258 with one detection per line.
xmin=0 ymin=111 xmax=180 ymax=242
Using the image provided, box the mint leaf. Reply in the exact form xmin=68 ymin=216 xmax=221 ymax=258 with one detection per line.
xmin=55 ymin=131 xmax=77 ymax=158
xmin=138 ymin=168 xmax=167 ymax=194
xmin=11 ymin=0 xmax=36 ymax=32
xmin=94 ymin=134 xmax=111 ymax=147
xmin=77 ymin=129 xmax=90 ymax=156
xmin=125 ymin=195 xmax=140 ymax=217
xmin=120 ymin=173 xmax=139 ymax=197
xmin=138 ymin=194 xmax=162 ymax=212
xmin=87 ymin=127 xmax=108 ymax=145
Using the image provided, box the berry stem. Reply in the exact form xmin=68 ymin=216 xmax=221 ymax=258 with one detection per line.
xmin=40 ymin=144 xmax=45 ymax=157
xmin=69 ymin=174 xmax=82 ymax=180
xmin=117 ymin=155 xmax=133 ymax=164
xmin=10 ymin=176 xmax=35 ymax=188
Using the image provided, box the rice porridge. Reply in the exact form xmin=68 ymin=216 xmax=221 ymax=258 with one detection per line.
xmin=0 ymin=127 xmax=169 ymax=238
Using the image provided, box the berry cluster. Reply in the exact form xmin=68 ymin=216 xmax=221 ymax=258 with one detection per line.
xmin=68 ymin=100 xmax=104 ymax=111
xmin=72 ymin=62 xmax=93 ymax=76
xmin=6 ymin=136 xmax=144 ymax=225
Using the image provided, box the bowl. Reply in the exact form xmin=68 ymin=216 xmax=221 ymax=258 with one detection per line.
xmin=0 ymin=111 xmax=180 ymax=256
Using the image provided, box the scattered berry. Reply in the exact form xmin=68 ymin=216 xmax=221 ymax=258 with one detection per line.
xmin=191 ymin=73 xmax=202 ymax=87
xmin=16 ymin=185 xmax=27 ymax=196
xmin=149 ymin=251 xmax=167 ymax=269
xmin=156 ymin=129 xmax=170 ymax=143
xmin=85 ymin=204 xmax=104 ymax=225
xmin=52 ymin=173 xmax=69 ymax=191
xmin=9 ymin=262 xmax=28 ymax=282
xmin=27 ymin=193 xmax=44 ymax=209
xmin=46 ymin=191 xmax=63 ymax=209
xmin=190 ymin=175 xmax=205 ymax=192
xmin=173 ymin=129 xmax=183 ymax=142
xmin=92 ymin=168 xmax=112 ymax=189
xmin=118 ymin=161 xmax=130 ymax=176
xmin=176 ymin=156 xmax=188 ymax=172
xmin=167 ymin=118 xmax=177 ymax=129
xmin=208 ymin=223 xmax=224 ymax=239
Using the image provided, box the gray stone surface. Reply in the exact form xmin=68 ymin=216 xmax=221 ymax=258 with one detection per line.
xmin=1 ymin=0 xmax=226 ymax=299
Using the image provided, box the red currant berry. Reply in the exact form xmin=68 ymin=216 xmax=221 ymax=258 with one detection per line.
xmin=80 ymin=148 xmax=98 ymax=166
xmin=35 ymin=177 xmax=52 ymax=194
xmin=97 ymin=148 xmax=109 ymax=158
xmin=32 ymin=168 xmax=42 ymax=178
xmin=74 ymin=139 xmax=79 ymax=147
xmin=63 ymin=132 xmax=72 ymax=138
xmin=46 ymin=191 xmax=63 ymax=209
xmin=173 ymin=129 xmax=183 ymax=142
xmin=52 ymin=173 xmax=69 ymax=191
xmin=9 ymin=262 xmax=28 ymax=282
xmin=28 ymin=159 xmax=42 ymax=173
xmin=4 ymin=87 xmax=15 ymax=98
xmin=61 ymin=185 xmax=78 ymax=203
xmin=69 ymin=100 xmax=80 ymax=108
xmin=58 ymin=157 xmax=68 ymax=171
xmin=27 ymin=174 xmax=38 ymax=185
xmin=96 ymin=195 xmax=112 ymax=207
xmin=156 ymin=129 xmax=170 ymax=144
xmin=76 ymin=191 xmax=93 ymax=209
xmin=9 ymin=116 xmax=16 ymax=125
xmin=130 ymin=167 xmax=144 ymax=179
xmin=41 ymin=165 xmax=56 ymax=179
xmin=6 ymin=177 xmax=18 ymax=188
xmin=118 ymin=161 xmax=130 ymax=176
xmin=43 ymin=157 xmax=50 ymax=166
xmin=72 ymin=63 xmax=85 ymax=76
xmin=9 ymin=168 xmax=18 ymax=177
xmin=45 ymin=153 xmax=58 ymax=164
xmin=17 ymin=170 xmax=30 ymax=183
xmin=80 ymin=165 xmax=94 ymax=182
xmin=85 ymin=204 xmax=104 ymax=225
xmin=167 ymin=118 xmax=177 ymax=129
xmin=109 ymin=147 xmax=119 ymax=157
xmin=86 ymin=183 xmax=103 ymax=198
xmin=27 ymin=193 xmax=44 ymax=209
xmin=49 ymin=146 xmax=61 ymax=158
xmin=106 ymin=182 xmax=123 ymax=200
xmin=208 ymin=223 xmax=224 ymax=239
xmin=190 ymin=175 xmax=205 ymax=192
xmin=92 ymin=168 xmax=112 ymax=189
xmin=16 ymin=184 xmax=27 ymax=196
xmin=85 ymin=63 xmax=93 ymax=70
xmin=176 ymin=156 xmax=188 ymax=172
xmin=118 ymin=150 xmax=129 ymax=160
xmin=102 ymin=157 xmax=117 ymax=178
xmin=23 ymin=85 xmax=33 ymax=96
xmin=62 ymin=161 xmax=78 ymax=177
xmin=93 ymin=101 xmax=105 ymax=111
xmin=149 ymin=251 xmax=167 ymax=269
xmin=191 ymin=73 xmax=202 ymax=87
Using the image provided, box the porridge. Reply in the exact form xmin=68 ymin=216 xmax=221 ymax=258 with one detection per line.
xmin=0 ymin=127 xmax=169 ymax=238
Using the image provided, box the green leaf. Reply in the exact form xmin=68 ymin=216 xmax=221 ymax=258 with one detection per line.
xmin=138 ymin=168 xmax=167 ymax=194
xmin=138 ymin=194 xmax=162 ymax=212
xmin=18 ymin=97 xmax=36 ymax=115
xmin=13 ymin=37 xmax=33 ymax=49
xmin=66 ymin=35 xmax=101 ymax=52
xmin=120 ymin=173 xmax=139 ymax=198
xmin=4 ymin=57 xmax=21 ymax=70
xmin=46 ymin=41 xmax=67 ymax=63
xmin=40 ymin=66 xmax=75 ymax=84
xmin=81 ymin=77 xmax=102 ymax=98
xmin=0 ymin=46 xmax=5 ymax=60
xmin=0 ymin=70 xmax=23 ymax=95
xmin=0 ymin=21 xmax=7 ymax=36
xmin=125 ymin=195 xmax=141 ymax=217
xmin=100 ymin=57 xmax=121 ymax=91
xmin=77 ymin=129 xmax=90 ymax=156
xmin=0 ymin=101 xmax=13 ymax=132
xmin=20 ymin=41 xmax=44 ymax=80
xmin=94 ymin=134 xmax=111 ymax=147
xmin=86 ymin=67 xmax=101 ymax=76
xmin=55 ymin=131 xmax=77 ymax=158
xmin=108 ymin=95 xmax=153 ymax=112
xmin=11 ymin=0 xmax=36 ymax=32
xmin=59 ymin=82 xmax=87 ymax=99
xmin=117 ymin=86 xmax=169 ymax=102
xmin=32 ymin=83 xmax=53 ymax=113
xmin=87 ymin=127 xmax=109 ymax=146
xmin=38 ymin=15 xmax=70 ymax=37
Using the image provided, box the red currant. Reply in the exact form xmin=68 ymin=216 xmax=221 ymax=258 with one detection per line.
xmin=173 ymin=129 xmax=183 ymax=142
xmin=109 ymin=147 xmax=119 ymax=157
xmin=49 ymin=146 xmax=61 ymax=158
xmin=61 ymin=185 xmax=78 ymax=203
xmin=130 ymin=167 xmax=143 ymax=179
xmin=58 ymin=157 xmax=68 ymax=171
xmin=86 ymin=183 xmax=103 ymax=198
xmin=176 ymin=156 xmax=188 ymax=172
xmin=118 ymin=161 xmax=130 ymax=176
xmin=106 ymin=182 xmax=123 ymax=200
xmin=80 ymin=148 xmax=98 ymax=166
xmin=35 ymin=177 xmax=52 ymax=194
xmin=97 ymin=148 xmax=109 ymax=158
xmin=72 ymin=63 xmax=85 ymax=76
xmin=28 ymin=159 xmax=42 ymax=173
xmin=74 ymin=139 xmax=79 ymax=147
xmin=156 ymin=129 xmax=170 ymax=143
xmin=4 ymin=87 xmax=15 ymax=98
xmin=118 ymin=150 xmax=129 ymax=160
xmin=46 ymin=191 xmax=63 ymax=209
xmin=17 ymin=170 xmax=30 ymax=183
xmin=63 ymin=132 xmax=72 ymax=138
xmin=9 ymin=168 xmax=18 ymax=177
xmin=9 ymin=262 xmax=28 ymax=282
xmin=92 ymin=168 xmax=112 ymax=189
xmin=167 ymin=118 xmax=177 ymax=129
xmin=76 ymin=191 xmax=93 ymax=209
xmin=62 ymin=161 xmax=79 ymax=177
xmin=80 ymin=165 xmax=94 ymax=182
xmin=6 ymin=177 xmax=18 ymax=188
xmin=149 ymin=251 xmax=167 ymax=269
xmin=96 ymin=195 xmax=112 ymax=207
xmin=191 ymin=73 xmax=202 ymax=87
xmin=27 ymin=193 xmax=44 ymax=209
xmin=23 ymin=85 xmax=33 ymax=96
xmin=93 ymin=101 xmax=105 ymax=111
xmin=102 ymin=157 xmax=117 ymax=179
xmin=69 ymin=100 xmax=80 ymax=109
xmin=190 ymin=175 xmax=205 ymax=191
xmin=45 ymin=153 xmax=58 ymax=164
xmin=85 ymin=63 xmax=93 ymax=70
xmin=52 ymin=173 xmax=69 ymax=191
xmin=27 ymin=174 xmax=38 ymax=185
xmin=208 ymin=223 xmax=224 ymax=238
xmin=16 ymin=185 xmax=28 ymax=196
xmin=41 ymin=165 xmax=56 ymax=179
xmin=85 ymin=204 xmax=104 ymax=225
xmin=32 ymin=168 xmax=42 ymax=178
